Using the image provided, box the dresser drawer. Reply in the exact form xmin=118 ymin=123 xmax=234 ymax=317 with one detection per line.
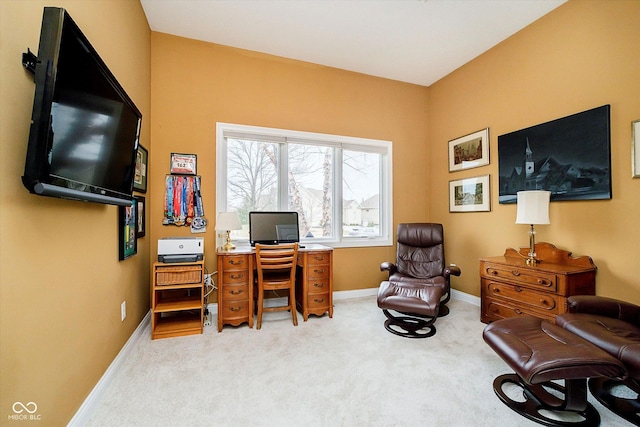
xmin=482 ymin=262 xmax=556 ymax=292
xmin=482 ymin=297 xmax=555 ymax=323
xmin=220 ymin=255 xmax=249 ymax=270
xmin=221 ymin=283 xmax=250 ymax=301
xmin=483 ymin=280 xmax=560 ymax=314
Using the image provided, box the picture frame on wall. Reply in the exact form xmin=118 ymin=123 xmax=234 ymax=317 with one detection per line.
xmin=633 ymin=119 xmax=640 ymax=178
xmin=449 ymin=174 xmax=491 ymax=212
xmin=448 ymin=128 xmax=490 ymax=172
xmin=118 ymin=198 xmax=137 ymax=260
xmin=170 ymin=153 xmax=197 ymax=175
xmin=135 ymin=196 xmax=146 ymax=238
xmin=133 ymin=145 xmax=148 ymax=193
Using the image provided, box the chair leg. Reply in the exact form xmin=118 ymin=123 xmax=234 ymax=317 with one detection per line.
xmin=256 ymin=288 xmax=264 ymax=330
xmin=289 ymin=289 xmax=298 ymax=326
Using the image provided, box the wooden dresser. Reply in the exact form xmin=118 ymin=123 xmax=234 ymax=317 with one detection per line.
xmin=217 ymin=244 xmax=333 ymax=331
xmin=480 ymin=242 xmax=596 ymax=324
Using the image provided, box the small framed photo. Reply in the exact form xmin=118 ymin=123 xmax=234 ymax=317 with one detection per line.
xmin=449 ymin=174 xmax=491 ymax=213
xmin=448 ymin=128 xmax=490 ymax=172
xmin=170 ymin=153 xmax=197 ymax=175
xmin=133 ymin=145 xmax=148 ymax=193
xmin=135 ymin=196 xmax=146 ymax=238
xmin=118 ymin=198 xmax=138 ymax=260
xmin=633 ymin=119 xmax=640 ymax=178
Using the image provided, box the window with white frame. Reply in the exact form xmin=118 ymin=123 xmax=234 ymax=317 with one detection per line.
xmin=216 ymin=123 xmax=392 ymax=247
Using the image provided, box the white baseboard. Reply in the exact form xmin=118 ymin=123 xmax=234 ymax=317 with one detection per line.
xmin=71 ymin=286 xmax=478 ymax=425
xmin=68 ymin=311 xmax=151 ymax=427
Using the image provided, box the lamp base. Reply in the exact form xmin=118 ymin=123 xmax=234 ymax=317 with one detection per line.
xmin=221 ymin=242 xmax=236 ymax=251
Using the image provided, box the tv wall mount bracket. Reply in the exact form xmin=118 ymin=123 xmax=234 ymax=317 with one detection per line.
xmin=22 ymin=48 xmax=38 ymax=77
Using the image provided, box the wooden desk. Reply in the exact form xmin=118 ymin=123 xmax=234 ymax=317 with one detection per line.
xmin=480 ymin=242 xmax=596 ymax=324
xmin=217 ymin=244 xmax=333 ymax=331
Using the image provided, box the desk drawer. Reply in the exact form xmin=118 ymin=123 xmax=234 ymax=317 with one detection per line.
xmin=307 ymin=278 xmax=330 ymax=294
xmin=482 ymin=263 xmax=556 ymax=292
xmin=221 ymin=283 xmax=249 ymax=301
xmin=307 ymin=292 xmax=330 ymax=310
xmin=222 ymin=271 xmax=249 ymax=285
xmin=220 ymin=300 xmax=250 ymax=319
xmin=307 ymin=265 xmax=330 ymax=280
xmin=306 ymin=251 xmax=331 ymax=266
xmin=483 ymin=280 xmax=559 ymax=314
xmin=221 ymin=255 xmax=249 ymax=270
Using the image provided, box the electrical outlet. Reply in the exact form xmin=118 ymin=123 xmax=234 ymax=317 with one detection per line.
xmin=204 ymin=312 xmax=212 ymax=327
xmin=121 ymin=301 xmax=126 ymax=321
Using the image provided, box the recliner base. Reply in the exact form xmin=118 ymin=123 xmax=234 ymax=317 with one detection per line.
xmin=381 ymin=309 xmax=436 ymax=338
xmin=494 ymin=374 xmax=600 ymax=427
xmin=588 ymin=377 xmax=640 ymax=426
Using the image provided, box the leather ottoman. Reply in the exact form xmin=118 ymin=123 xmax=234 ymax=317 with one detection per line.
xmin=483 ymin=315 xmax=626 ymax=426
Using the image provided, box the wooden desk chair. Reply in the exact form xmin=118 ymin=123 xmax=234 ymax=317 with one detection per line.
xmin=255 ymin=243 xmax=299 ymax=330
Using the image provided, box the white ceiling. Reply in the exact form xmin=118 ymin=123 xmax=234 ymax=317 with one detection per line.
xmin=140 ymin=0 xmax=566 ymax=86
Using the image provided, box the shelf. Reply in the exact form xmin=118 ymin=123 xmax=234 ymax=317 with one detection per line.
xmin=155 ymin=295 xmax=202 ymax=312
xmin=152 ymin=311 xmax=202 ymax=339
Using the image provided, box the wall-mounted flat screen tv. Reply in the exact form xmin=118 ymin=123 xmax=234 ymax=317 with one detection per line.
xmin=22 ymin=7 xmax=142 ymax=206
xmin=498 ymin=104 xmax=611 ymax=203
xmin=249 ymin=211 xmax=300 ymax=246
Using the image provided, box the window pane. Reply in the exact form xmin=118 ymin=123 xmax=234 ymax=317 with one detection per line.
xmin=343 ymin=150 xmax=381 ymax=238
xmin=227 ymin=138 xmax=279 ymax=238
xmin=288 ymin=143 xmax=333 ymax=239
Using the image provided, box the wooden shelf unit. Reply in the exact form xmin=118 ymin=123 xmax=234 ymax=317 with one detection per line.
xmin=152 ymin=260 xmax=204 ymax=339
xmin=480 ymin=243 xmax=596 ymax=324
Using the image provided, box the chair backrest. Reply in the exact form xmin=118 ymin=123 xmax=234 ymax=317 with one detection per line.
xmin=255 ymin=243 xmax=299 ymax=286
xmin=395 ymin=223 xmax=445 ymax=279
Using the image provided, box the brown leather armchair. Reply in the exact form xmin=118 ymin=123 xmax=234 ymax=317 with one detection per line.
xmin=377 ymin=223 xmax=461 ymax=338
xmin=556 ymin=295 xmax=640 ymax=425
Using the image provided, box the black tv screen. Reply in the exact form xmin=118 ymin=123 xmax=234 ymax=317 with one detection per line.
xmin=249 ymin=211 xmax=300 ymax=246
xmin=22 ymin=7 xmax=142 ymax=206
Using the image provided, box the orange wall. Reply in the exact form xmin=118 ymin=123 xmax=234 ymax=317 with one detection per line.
xmin=149 ymin=34 xmax=431 ymax=292
xmin=0 ymin=1 xmax=150 ymax=424
xmin=429 ymin=0 xmax=640 ymax=303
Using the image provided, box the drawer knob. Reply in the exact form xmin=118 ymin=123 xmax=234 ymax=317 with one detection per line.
xmin=230 ymin=289 xmax=243 ymax=295
xmin=514 ymin=308 xmax=523 ymax=314
xmin=515 ymin=286 xmax=522 ymax=293
xmin=314 ymin=255 xmax=326 ymax=261
xmin=314 ymin=298 xmax=325 ymax=303
xmin=229 ymin=259 xmax=244 ymax=266
xmin=511 ymin=270 xmax=521 ymax=276
xmin=229 ymin=307 xmax=240 ymax=312
xmin=313 ymin=283 xmax=324 ymax=288
xmin=230 ymin=274 xmax=244 ymax=279
xmin=314 ymin=269 xmax=326 ymax=274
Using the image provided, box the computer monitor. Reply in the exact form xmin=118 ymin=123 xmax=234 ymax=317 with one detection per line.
xmin=249 ymin=211 xmax=300 ymax=246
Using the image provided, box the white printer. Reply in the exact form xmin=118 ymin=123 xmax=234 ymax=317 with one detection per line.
xmin=158 ymin=237 xmax=204 ymax=263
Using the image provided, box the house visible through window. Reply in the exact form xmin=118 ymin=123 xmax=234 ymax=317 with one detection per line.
xmin=216 ymin=123 xmax=392 ymax=247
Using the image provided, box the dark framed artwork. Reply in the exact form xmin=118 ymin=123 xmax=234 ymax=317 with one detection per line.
xmin=449 ymin=174 xmax=491 ymax=212
xmin=118 ymin=198 xmax=138 ymax=260
xmin=133 ymin=145 xmax=148 ymax=193
xmin=498 ymin=105 xmax=611 ymax=204
xmin=135 ymin=196 xmax=146 ymax=238
xmin=170 ymin=153 xmax=197 ymax=175
xmin=448 ymin=128 xmax=490 ymax=172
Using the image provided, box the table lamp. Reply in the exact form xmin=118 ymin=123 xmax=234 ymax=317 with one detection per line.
xmin=215 ymin=212 xmax=241 ymax=251
xmin=515 ymin=190 xmax=550 ymax=266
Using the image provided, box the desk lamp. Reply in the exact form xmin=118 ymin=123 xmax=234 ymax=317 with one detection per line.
xmin=215 ymin=212 xmax=241 ymax=251
xmin=515 ymin=190 xmax=550 ymax=266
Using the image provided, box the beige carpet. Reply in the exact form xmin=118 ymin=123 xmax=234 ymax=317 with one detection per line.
xmin=86 ymin=297 xmax=631 ymax=426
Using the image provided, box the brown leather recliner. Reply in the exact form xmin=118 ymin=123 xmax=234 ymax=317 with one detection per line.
xmin=556 ymin=295 xmax=640 ymax=425
xmin=377 ymin=223 xmax=461 ymax=338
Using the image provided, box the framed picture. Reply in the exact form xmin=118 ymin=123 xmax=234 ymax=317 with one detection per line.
xmin=170 ymin=153 xmax=197 ymax=175
xmin=633 ymin=119 xmax=640 ymax=178
xmin=448 ymin=128 xmax=490 ymax=172
xmin=118 ymin=198 xmax=138 ymax=260
xmin=134 ymin=196 xmax=146 ymax=238
xmin=498 ymin=105 xmax=611 ymax=203
xmin=133 ymin=145 xmax=148 ymax=193
xmin=449 ymin=174 xmax=491 ymax=212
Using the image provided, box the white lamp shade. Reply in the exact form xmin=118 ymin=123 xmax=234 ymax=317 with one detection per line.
xmin=515 ymin=191 xmax=550 ymax=225
xmin=215 ymin=212 xmax=242 ymax=230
